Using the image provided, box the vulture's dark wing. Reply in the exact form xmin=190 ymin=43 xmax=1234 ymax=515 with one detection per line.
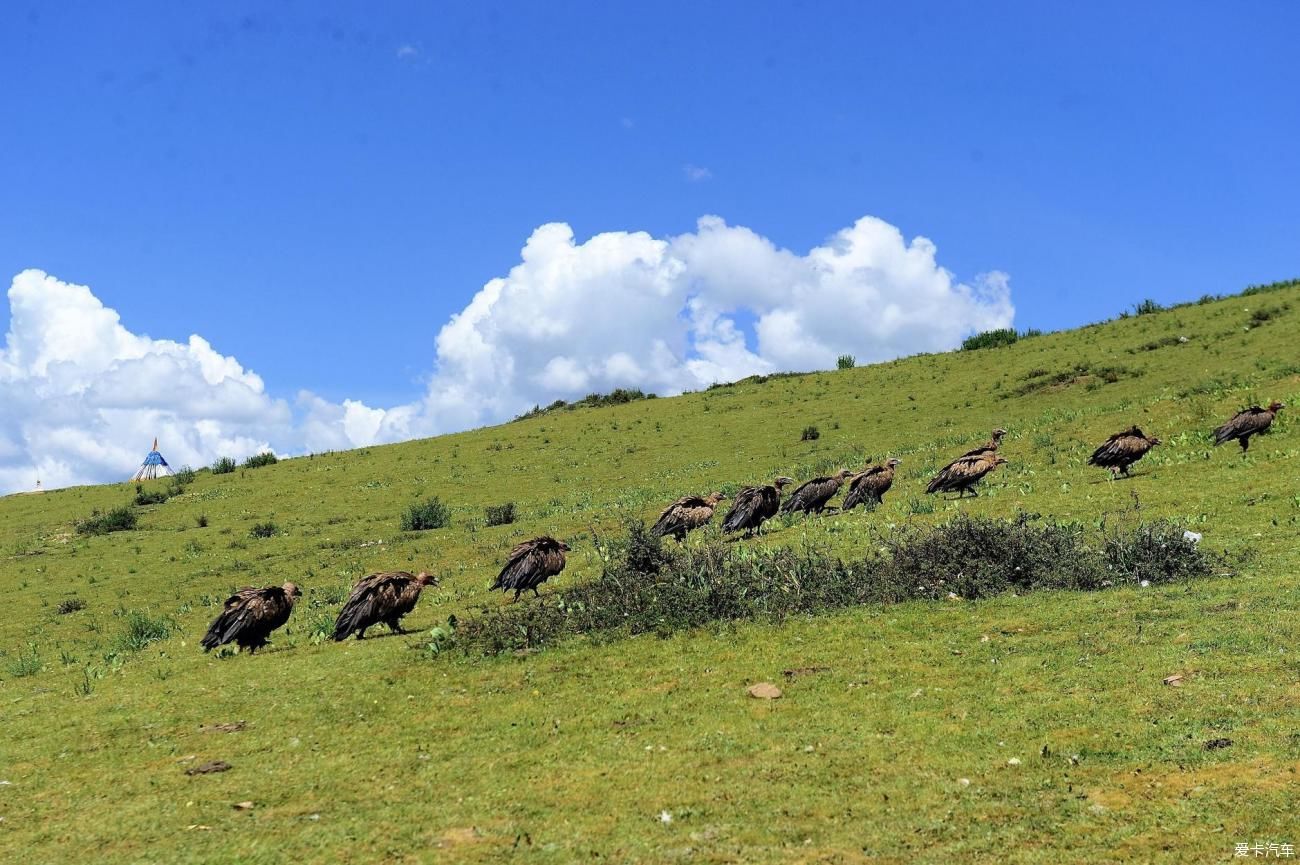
xmin=1214 ymin=407 xmax=1273 ymax=444
xmin=651 ymin=496 xmax=709 ymax=536
xmin=782 ymin=477 xmax=840 ymax=513
xmin=1088 ymin=432 xmax=1150 ymax=467
xmin=842 ymin=467 xmax=891 ymax=510
xmin=927 ymin=455 xmax=992 ymax=493
xmin=492 ymin=538 xmax=566 ymax=591
xmin=721 ymin=487 xmax=762 ymax=532
xmin=333 ymin=572 xmax=414 ymax=640
xmin=201 ymin=587 xmax=291 ymax=651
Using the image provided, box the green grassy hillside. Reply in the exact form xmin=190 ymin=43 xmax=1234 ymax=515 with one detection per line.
xmin=2 ymin=284 xmax=1298 ymax=864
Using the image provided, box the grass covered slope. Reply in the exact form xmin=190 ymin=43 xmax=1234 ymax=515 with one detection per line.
xmin=2 ymin=283 xmax=1299 ymax=863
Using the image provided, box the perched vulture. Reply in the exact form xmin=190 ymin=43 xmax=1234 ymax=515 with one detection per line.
xmin=333 ymin=571 xmax=439 ymax=641
xmin=721 ymin=477 xmax=794 ymax=535
xmin=960 ymin=428 xmax=1008 ymax=459
xmin=926 ymin=454 xmax=1008 ymax=498
xmin=491 ymin=536 xmax=570 ymax=601
xmin=782 ymin=469 xmax=855 ymax=515
xmin=200 ymin=582 xmax=301 ymax=654
xmin=1088 ymin=426 xmax=1160 ymax=477
xmin=651 ymin=492 xmax=726 ymax=541
xmin=1214 ymin=401 xmax=1285 ymax=452
xmin=841 ymin=458 xmax=902 ymax=510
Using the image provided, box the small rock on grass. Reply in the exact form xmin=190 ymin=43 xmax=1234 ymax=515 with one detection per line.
xmin=1204 ymin=737 xmax=1233 ymax=751
xmin=185 ymin=760 xmax=232 ymax=776
xmin=1162 ymin=674 xmax=1184 ymax=687
xmin=747 ymin=682 xmax=782 ymax=700
xmin=233 ymin=801 xmax=255 ymax=810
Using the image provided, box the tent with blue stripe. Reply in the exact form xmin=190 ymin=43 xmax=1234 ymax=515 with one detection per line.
xmin=131 ymin=438 xmax=174 ymax=481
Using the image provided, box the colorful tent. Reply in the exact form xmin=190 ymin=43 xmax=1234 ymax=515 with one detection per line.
xmin=131 ymin=438 xmax=174 ymax=481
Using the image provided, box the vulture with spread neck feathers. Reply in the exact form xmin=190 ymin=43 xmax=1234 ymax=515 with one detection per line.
xmin=926 ymin=454 xmax=1008 ymax=498
xmin=782 ymin=469 xmax=855 ymax=515
xmin=492 ymin=536 xmax=570 ymax=601
xmin=841 ymin=458 xmax=902 ymax=510
xmin=721 ymin=477 xmax=794 ymax=536
xmin=961 ymin=428 xmax=1007 ymax=458
xmin=333 ymin=571 xmax=439 ymax=641
xmin=651 ymin=492 xmax=726 ymax=541
xmin=200 ymin=582 xmax=301 ymax=654
xmin=1214 ymin=401 xmax=1285 ymax=452
xmin=1088 ymin=426 xmax=1160 ymax=477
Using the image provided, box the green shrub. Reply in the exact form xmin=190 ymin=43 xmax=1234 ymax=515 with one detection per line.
xmin=484 ymin=502 xmax=517 ymax=527
xmin=196 ymin=514 xmax=209 ymax=528
xmin=173 ymin=465 xmax=197 ymax=485
xmin=243 ymin=452 xmax=278 ymax=469
xmin=7 ymin=644 xmax=42 ymax=677
xmin=133 ymin=485 xmax=169 ymax=506
xmin=962 ymin=328 xmax=1019 ymax=350
xmin=57 ymin=598 xmax=86 ymax=615
xmin=249 ymin=521 xmax=279 ymax=539
xmin=1134 ymin=298 xmax=1163 ymax=316
xmin=453 ymin=517 xmax=1216 ymax=656
xmin=401 ymin=497 xmax=451 ymax=531
xmin=836 ymin=354 xmax=856 ymax=370
xmin=113 ymin=610 xmax=175 ymax=653
xmin=76 ymin=506 xmax=138 ymax=536
xmin=800 ymin=425 xmax=821 ymax=441
xmin=212 ymin=456 xmax=237 ymax=475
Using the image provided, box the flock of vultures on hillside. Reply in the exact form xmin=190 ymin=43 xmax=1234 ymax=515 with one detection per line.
xmin=200 ymin=400 xmax=1286 ymax=655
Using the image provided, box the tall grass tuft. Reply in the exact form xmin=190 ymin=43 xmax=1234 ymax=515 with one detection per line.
xmin=76 ymin=506 xmax=138 ymax=536
xmin=212 ymin=456 xmax=237 ymax=475
xmin=113 ymin=610 xmax=176 ymax=653
xmin=401 ymin=497 xmax=451 ymax=531
xmin=243 ymin=452 xmax=278 ymax=469
xmin=484 ymin=502 xmax=517 ymax=527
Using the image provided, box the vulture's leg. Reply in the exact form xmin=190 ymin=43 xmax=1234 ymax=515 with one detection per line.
xmin=357 ymin=628 xmax=367 ymax=640
xmin=532 ymin=587 xmax=541 ymax=598
xmin=387 ymin=619 xmax=406 ymax=635
xmin=1240 ymin=436 xmax=1250 ymax=453
xmin=511 ymin=589 xmax=522 ymax=603
xmin=969 ymin=487 xmax=979 ymax=498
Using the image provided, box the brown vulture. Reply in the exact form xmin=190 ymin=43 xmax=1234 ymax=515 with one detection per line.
xmin=491 ymin=536 xmax=570 ymax=601
xmin=926 ymin=454 xmax=1008 ymax=498
xmin=960 ymin=427 xmax=1007 ymax=458
xmin=651 ymin=492 xmax=726 ymax=541
xmin=841 ymin=458 xmax=902 ymax=510
xmin=782 ymin=469 xmax=854 ymax=515
xmin=1088 ymin=426 xmax=1160 ymax=477
xmin=1214 ymin=401 xmax=1285 ymax=452
xmin=200 ymin=582 xmax=301 ymax=654
xmin=721 ymin=477 xmax=794 ymax=535
xmin=333 ymin=571 xmax=439 ymax=641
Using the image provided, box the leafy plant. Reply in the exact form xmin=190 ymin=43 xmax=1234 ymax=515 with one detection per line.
xmin=57 ymin=598 xmax=86 ymax=615
xmin=211 ymin=456 xmax=237 ymax=475
xmin=249 ymin=521 xmax=279 ymax=539
xmin=76 ymin=506 xmax=138 ymax=536
xmin=401 ymin=497 xmax=451 ymax=531
xmin=484 ymin=502 xmax=517 ymax=527
xmin=113 ymin=610 xmax=176 ymax=653
xmin=243 ymin=452 xmax=279 ymax=469
xmin=801 ymin=425 xmax=821 ymax=442
xmin=836 ymin=354 xmax=856 ymax=370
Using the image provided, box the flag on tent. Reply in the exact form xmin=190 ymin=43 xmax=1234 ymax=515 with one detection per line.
xmin=131 ymin=438 xmax=175 ymax=481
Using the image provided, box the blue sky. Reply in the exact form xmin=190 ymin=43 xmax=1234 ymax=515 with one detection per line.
xmin=2 ymin=3 xmax=1298 ymax=490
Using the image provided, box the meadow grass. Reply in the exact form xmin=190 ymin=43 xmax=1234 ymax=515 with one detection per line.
xmin=1 ymin=283 xmax=1298 ymax=863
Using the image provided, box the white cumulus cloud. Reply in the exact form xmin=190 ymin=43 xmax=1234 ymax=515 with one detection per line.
xmin=0 ymin=214 xmax=1013 ymax=494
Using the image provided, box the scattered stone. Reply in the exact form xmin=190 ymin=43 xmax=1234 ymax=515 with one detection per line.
xmin=782 ymin=666 xmax=830 ymax=678
xmin=1183 ymin=530 xmax=1202 ymax=544
xmin=233 ymin=801 xmax=255 ymax=810
xmin=1204 ymin=737 xmax=1233 ymax=751
xmin=1007 ymin=757 xmax=1022 ymax=766
xmin=185 ymin=760 xmax=232 ymax=775
xmin=747 ymin=682 xmax=782 ymax=700
xmin=1162 ymin=674 xmax=1185 ymax=687
xmin=958 ymin=778 xmax=971 ymax=787
xmin=201 ymin=721 xmax=247 ymax=734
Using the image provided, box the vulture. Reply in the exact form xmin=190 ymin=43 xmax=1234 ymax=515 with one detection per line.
xmin=491 ymin=536 xmax=570 ymax=601
xmin=333 ymin=571 xmax=439 ymax=641
xmin=1214 ymin=401 xmax=1285 ymax=452
xmin=926 ymin=454 xmax=1008 ymax=498
xmin=961 ymin=428 xmax=1008 ymax=458
xmin=651 ymin=492 xmax=726 ymax=541
xmin=200 ymin=582 xmax=301 ymax=654
xmin=721 ymin=477 xmax=794 ymax=536
xmin=782 ymin=469 xmax=855 ymax=515
xmin=841 ymin=458 xmax=902 ymax=510
xmin=1088 ymin=426 xmax=1160 ymax=477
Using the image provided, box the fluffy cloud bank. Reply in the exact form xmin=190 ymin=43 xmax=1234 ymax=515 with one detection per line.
xmin=1 ymin=215 xmax=1012 ymax=493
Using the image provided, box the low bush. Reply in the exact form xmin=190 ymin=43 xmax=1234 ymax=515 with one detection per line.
xmin=837 ymin=354 xmax=856 ymax=370
xmin=76 ymin=506 xmax=138 ymax=536
xmin=453 ymin=516 xmax=1217 ymax=656
xmin=133 ymin=486 xmax=169 ymax=506
xmin=1134 ymin=298 xmax=1163 ymax=316
xmin=212 ymin=456 xmax=237 ymax=475
xmin=57 ymin=598 xmax=86 ymax=615
xmin=801 ymin=425 xmax=821 ymax=441
xmin=249 ymin=521 xmax=279 ymax=539
xmin=401 ymin=497 xmax=451 ymax=531
xmin=113 ymin=610 xmax=176 ymax=653
xmin=243 ymin=452 xmax=278 ymax=469
xmin=173 ymin=465 xmax=197 ymax=485
xmin=484 ymin=502 xmax=517 ymax=527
